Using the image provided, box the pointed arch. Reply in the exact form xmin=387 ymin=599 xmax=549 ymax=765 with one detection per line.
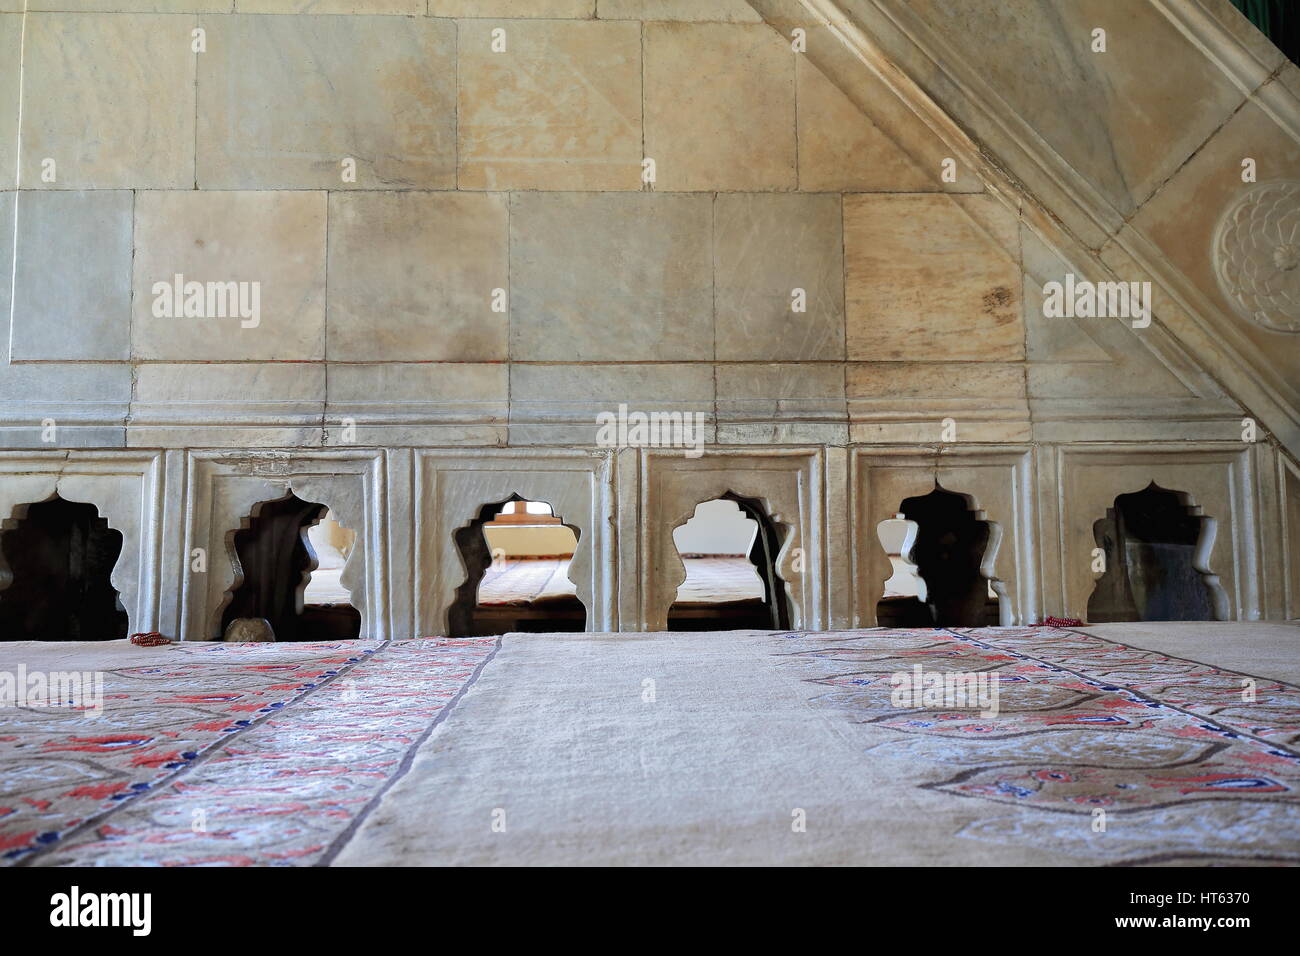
xmin=446 ymin=493 xmax=585 ymax=637
xmin=877 ymin=483 xmax=1007 ymax=627
xmin=1087 ymin=481 xmax=1228 ymax=622
xmin=0 ymin=493 xmax=128 ymax=641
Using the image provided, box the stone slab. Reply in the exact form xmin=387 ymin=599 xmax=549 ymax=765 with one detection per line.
xmin=197 ymin=14 xmax=455 ymax=189
xmin=327 ymin=192 xmax=509 ymax=362
xmin=132 ymin=191 xmax=327 ymax=361
xmin=457 ymin=18 xmax=642 ymax=191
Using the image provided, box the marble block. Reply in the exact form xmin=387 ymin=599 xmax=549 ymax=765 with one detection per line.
xmin=10 ymin=191 xmax=133 ymax=361
xmin=132 ymin=191 xmax=327 ymax=361
xmin=644 ymin=22 xmax=796 ymax=191
xmin=457 ymin=18 xmax=642 ymax=191
xmin=510 ymin=192 xmax=713 ymax=361
xmin=596 ymin=0 xmax=760 ymax=22
xmin=845 ymin=194 xmax=1023 ymax=362
xmin=714 ymin=192 xmax=844 ymax=361
xmin=430 ymin=0 xmax=594 ymax=15
xmin=796 ymin=57 xmax=972 ymax=193
xmin=327 ymin=192 xmax=509 ymax=362
xmin=238 ymin=0 xmax=417 ymax=12
xmin=197 ymin=14 xmax=455 ymax=189
xmin=20 ymin=13 xmax=195 ymax=188
xmin=0 ymin=16 xmax=18 ymax=182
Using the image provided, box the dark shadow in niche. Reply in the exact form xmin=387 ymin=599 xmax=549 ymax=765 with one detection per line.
xmin=875 ymin=485 xmax=1002 ymax=628
xmin=667 ymin=492 xmax=792 ymax=632
xmin=447 ymin=495 xmax=586 ymax=637
xmin=0 ymin=495 xmax=128 ymax=642
xmin=1087 ymin=482 xmax=1222 ymax=623
xmin=220 ymin=492 xmax=361 ymax=641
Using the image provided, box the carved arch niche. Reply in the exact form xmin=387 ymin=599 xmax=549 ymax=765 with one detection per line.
xmin=641 ymin=449 xmax=823 ymax=631
xmin=666 ymin=491 xmax=793 ymax=631
xmin=877 ymin=484 xmax=1004 ymax=627
xmin=851 ymin=448 xmax=1035 ymax=627
xmin=416 ymin=450 xmax=615 ymax=636
xmin=0 ymin=495 xmax=128 ymax=641
xmin=1053 ymin=446 xmax=1253 ymax=621
xmin=183 ymin=451 xmax=385 ymax=641
xmin=445 ymin=493 xmax=585 ymax=637
xmin=0 ymin=452 xmax=164 ymax=638
xmin=215 ymin=490 xmax=362 ymax=642
xmin=1086 ymin=481 xmax=1226 ymax=622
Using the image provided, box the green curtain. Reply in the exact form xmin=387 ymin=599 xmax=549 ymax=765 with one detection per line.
xmin=1230 ymin=0 xmax=1299 ymax=66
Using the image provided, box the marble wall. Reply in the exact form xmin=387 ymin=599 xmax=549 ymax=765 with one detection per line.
xmin=0 ymin=2 xmax=1036 ymax=448
xmin=820 ymin=0 xmax=1300 ymax=451
xmin=1 ymin=1 xmax=1265 ymax=449
xmin=0 ymin=0 xmax=1297 ymax=634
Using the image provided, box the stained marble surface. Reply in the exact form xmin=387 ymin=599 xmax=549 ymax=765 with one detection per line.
xmin=327 ymin=192 xmax=509 ymax=361
xmin=457 ymin=18 xmax=642 ymax=191
xmin=20 ymin=12 xmax=196 ymax=189
xmin=597 ymin=0 xmax=760 ymax=22
xmin=0 ymin=16 xmax=18 ymax=183
xmin=714 ymin=193 xmax=844 ymax=361
xmin=10 ymin=191 xmax=133 ymax=361
xmin=131 ymin=191 xmax=328 ymax=361
xmin=509 ymin=192 xmax=714 ymax=361
xmin=870 ymin=0 xmax=1247 ymax=217
xmin=644 ymin=22 xmax=797 ymax=191
xmin=845 ymin=194 xmax=1023 ymax=362
xmin=197 ymin=14 xmax=455 ymax=189
xmin=430 ymin=0 xmax=593 ymax=15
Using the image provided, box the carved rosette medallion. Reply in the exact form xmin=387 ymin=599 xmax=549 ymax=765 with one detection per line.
xmin=1212 ymin=180 xmax=1300 ymax=333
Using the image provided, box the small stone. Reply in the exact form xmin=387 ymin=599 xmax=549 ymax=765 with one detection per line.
xmin=224 ymin=618 xmax=276 ymax=643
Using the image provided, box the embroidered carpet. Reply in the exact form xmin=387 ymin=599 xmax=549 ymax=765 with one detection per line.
xmin=777 ymin=626 xmax=1300 ymax=864
xmin=1 ymin=638 xmax=495 ymax=866
xmin=334 ymin=625 xmax=1300 ymax=866
xmin=3 ymin=625 xmax=1298 ymax=865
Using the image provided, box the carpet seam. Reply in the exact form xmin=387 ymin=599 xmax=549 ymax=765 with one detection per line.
xmin=1061 ymin=624 xmax=1300 ymax=693
xmin=953 ymin=627 xmax=1300 ymax=760
xmin=314 ymin=633 xmax=505 ymax=867
xmin=15 ymin=640 xmax=393 ymax=867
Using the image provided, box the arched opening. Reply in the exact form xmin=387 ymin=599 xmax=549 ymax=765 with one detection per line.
xmin=875 ymin=485 xmax=1001 ymax=627
xmin=668 ymin=493 xmax=791 ymax=631
xmin=1087 ymin=482 xmax=1223 ymax=622
xmin=0 ymin=495 xmax=128 ymax=642
xmin=448 ymin=496 xmax=585 ymax=636
xmin=220 ymin=493 xmax=361 ymax=642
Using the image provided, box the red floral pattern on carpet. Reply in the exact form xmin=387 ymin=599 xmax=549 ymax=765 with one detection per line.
xmin=1 ymin=639 xmax=493 ymax=866
xmin=31 ymin=639 xmax=494 ymax=866
xmin=772 ymin=626 xmax=1300 ymax=864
